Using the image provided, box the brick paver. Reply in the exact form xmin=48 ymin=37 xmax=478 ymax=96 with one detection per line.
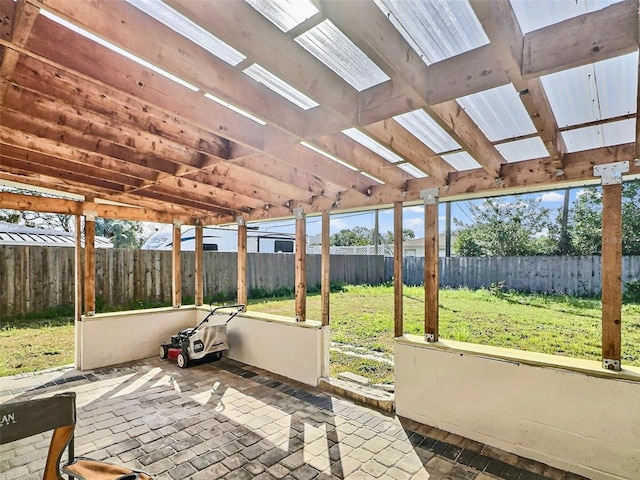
xmin=0 ymin=357 xmax=589 ymax=480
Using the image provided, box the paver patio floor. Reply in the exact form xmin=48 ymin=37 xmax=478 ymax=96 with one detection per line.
xmin=0 ymin=357 xmax=586 ymax=480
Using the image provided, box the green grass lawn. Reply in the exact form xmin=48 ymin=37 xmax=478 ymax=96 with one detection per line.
xmin=2 ymin=286 xmax=639 ymax=382
xmin=250 ymin=285 xmax=640 ymax=383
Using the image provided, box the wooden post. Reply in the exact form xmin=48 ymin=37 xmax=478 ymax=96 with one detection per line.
xmin=172 ymin=221 xmax=182 ymax=308
xmin=74 ymin=214 xmax=82 ymax=368
xmin=594 ymin=161 xmax=628 ymax=371
xmin=422 ymin=189 xmax=440 ymax=342
xmin=194 ymin=224 xmax=204 ymax=306
xmin=445 ymin=201 xmax=452 ymax=258
xmin=601 ymin=183 xmax=623 ymax=369
xmin=237 ymin=217 xmax=248 ymax=309
xmin=294 ymin=207 xmax=306 ymax=322
xmin=394 ymin=201 xmax=403 ymax=337
xmin=321 ymin=210 xmax=330 ymax=326
xmin=83 ymin=209 xmax=96 ymax=316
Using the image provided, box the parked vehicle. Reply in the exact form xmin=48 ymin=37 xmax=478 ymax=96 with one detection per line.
xmin=141 ymin=226 xmax=294 ymax=253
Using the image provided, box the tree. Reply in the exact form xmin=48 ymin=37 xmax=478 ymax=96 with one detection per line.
xmin=331 ymin=226 xmax=415 ymax=246
xmin=95 ymin=218 xmax=143 ymax=248
xmin=569 ymin=180 xmax=640 ymax=255
xmin=453 ymin=196 xmax=554 ymax=256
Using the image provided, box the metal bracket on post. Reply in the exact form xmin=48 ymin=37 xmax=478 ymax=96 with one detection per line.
xmin=593 ymin=161 xmax=629 ymax=185
xmin=236 ymin=216 xmax=246 ymax=227
xmin=634 ymin=158 xmax=640 ymax=167
xmin=172 ymin=219 xmax=183 ymax=227
xmin=293 ymin=206 xmax=305 ymax=220
xmin=419 ymin=188 xmax=439 ymax=205
xmin=425 ymin=333 xmax=436 ymax=343
xmin=603 ymin=358 xmax=621 ymax=371
xmin=83 ymin=210 xmax=97 ymax=221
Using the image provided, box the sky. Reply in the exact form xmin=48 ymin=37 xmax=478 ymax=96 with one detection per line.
xmin=230 ymin=187 xmax=589 ymax=241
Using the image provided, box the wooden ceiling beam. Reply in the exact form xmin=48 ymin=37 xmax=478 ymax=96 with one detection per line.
xmin=317 ymin=0 xmax=506 ymax=179
xmin=2 ymin=80 xmax=227 ymax=169
xmin=364 ymin=119 xmax=455 ymax=182
xmin=470 ymin=0 xmax=566 ymax=168
xmin=0 ymin=0 xmax=38 ymax=102
xmin=522 ymin=0 xmax=638 ymax=80
xmin=10 ymin=59 xmax=230 ymax=160
xmin=19 ymin=16 xmax=373 ymax=201
xmin=0 ymin=192 xmax=199 ymax=224
xmin=0 ymin=155 xmax=128 ymax=193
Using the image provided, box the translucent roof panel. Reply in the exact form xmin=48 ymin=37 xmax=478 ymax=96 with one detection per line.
xmin=561 ymin=118 xmax=635 ymax=153
xmin=394 ymin=109 xmax=460 ymax=153
xmin=495 ymin=137 xmax=549 ymax=163
xmin=541 ymin=51 xmax=637 ymax=128
xmin=457 ymin=84 xmax=537 ymax=142
xmin=342 ymin=128 xmax=404 ymax=163
xmin=441 ymin=152 xmax=481 ymax=171
xmin=245 ymin=0 xmax=318 ymax=33
xmin=243 ymin=64 xmax=319 ymax=110
xmin=295 ymin=20 xmax=390 ymax=91
xmin=375 ymin=0 xmax=489 ymax=65
xmin=511 ymin=0 xmax=621 ymax=34
xmin=398 ymin=164 xmax=428 ymax=178
xmin=125 ymin=0 xmax=246 ymax=66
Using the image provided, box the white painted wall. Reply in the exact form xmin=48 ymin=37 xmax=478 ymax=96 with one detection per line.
xmin=395 ymin=336 xmax=640 ymax=480
xmin=78 ymin=307 xmax=195 ymax=370
xmin=226 ymin=311 xmax=326 ymax=386
xmin=77 ymin=307 xmax=327 ymax=387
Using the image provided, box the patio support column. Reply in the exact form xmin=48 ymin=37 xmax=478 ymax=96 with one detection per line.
xmin=294 ymin=207 xmax=306 ymax=322
xmin=237 ymin=216 xmax=248 ymax=309
xmin=194 ymin=223 xmax=203 ymax=306
xmin=394 ymin=201 xmax=403 ymax=337
xmin=172 ymin=220 xmax=182 ymax=308
xmin=83 ymin=208 xmax=96 ymax=316
xmin=74 ymin=214 xmax=82 ymax=368
xmin=422 ymin=188 xmax=440 ymax=342
xmin=321 ymin=210 xmax=330 ymax=326
xmin=594 ymin=161 xmax=628 ymax=370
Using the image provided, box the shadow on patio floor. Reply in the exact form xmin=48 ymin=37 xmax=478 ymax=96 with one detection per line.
xmin=0 ymin=357 xmax=587 ymax=480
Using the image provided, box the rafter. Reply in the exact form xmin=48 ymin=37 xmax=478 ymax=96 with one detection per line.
xmin=317 ymin=0 xmax=506 ymax=179
xmin=470 ymin=0 xmax=566 ymax=167
xmin=0 ymin=0 xmax=38 ymax=102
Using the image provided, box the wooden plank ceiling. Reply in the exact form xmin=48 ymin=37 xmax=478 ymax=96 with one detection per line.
xmin=1 ymin=0 xmax=639 ymax=225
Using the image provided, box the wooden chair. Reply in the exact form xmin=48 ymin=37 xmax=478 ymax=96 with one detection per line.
xmin=0 ymin=392 xmax=153 ymax=480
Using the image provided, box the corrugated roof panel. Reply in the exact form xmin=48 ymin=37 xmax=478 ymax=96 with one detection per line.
xmin=342 ymin=128 xmax=404 ymax=163
xmin=394 ymin=109 xmax=460 ymax=153
xmin=561 ymin=118 xmax=635 ymax=153
xmin=541 ymin=51 xmax=638 ymax=127
xmin=441 ymin=152 xmax=481 ymax=171
xmin=495 ymin=137 xmax=549 ymax=163
xmin=125 ymin=0 xmax=246 ymax=66
xmin=244 ymin=0 xmax=318 ymax=33
xmin=295 ymin=20 xmax=390 ymax=91
xmin=511 ymin=0 xmax=621 ymax=34
xmin=398 ymin=164 xmax=428 ymax=178
xmin=457 ymin=84 xmax=537 ymax=142
xmin=243 ymin=64 xmax=319 ymax=110
xmin=375 ymin=0 xmax=489 ymax=65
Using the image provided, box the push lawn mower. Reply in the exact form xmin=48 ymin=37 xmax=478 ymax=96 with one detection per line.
xmin=159 ymin=303 xmax=245 ymax=368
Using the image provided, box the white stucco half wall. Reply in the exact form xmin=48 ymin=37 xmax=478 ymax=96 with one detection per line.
xmin=77 ymin=307 xmax=328 ymax=387
xmin=395 ymin=335 xmax=640 ymax=480
xmin=225 ymin=311 xmax=326 ymax=386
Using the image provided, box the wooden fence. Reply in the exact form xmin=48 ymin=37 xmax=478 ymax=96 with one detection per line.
xmin=385 ymin=255 xmax=640 ymax=296
xmin=0 ymin=246 xmax=385 ymax=316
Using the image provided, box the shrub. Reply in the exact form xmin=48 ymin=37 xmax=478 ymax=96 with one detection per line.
xmin=624 ymin=280 xmax=640 ymax=303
